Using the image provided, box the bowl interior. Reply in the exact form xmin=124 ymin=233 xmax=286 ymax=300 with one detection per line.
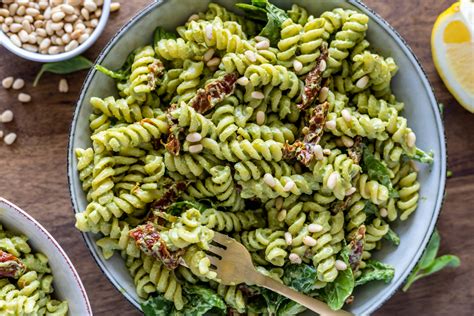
xmin=0 ymin=0 xmax=111 ymax=63
xmin=0 ymin=198 xmax=92 ymax=315
xmin=68 ymin=0 xmax=446 ymax=314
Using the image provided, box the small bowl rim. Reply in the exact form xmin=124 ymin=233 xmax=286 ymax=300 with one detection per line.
xmin=0 ymin=197 xmax=93 ymax=315
xmin=0 ymin=0 xmax=111 ymax=63
xmin=67 ymin=0 xmax=447 ymax=314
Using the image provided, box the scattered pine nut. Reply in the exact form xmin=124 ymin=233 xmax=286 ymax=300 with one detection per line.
xmin=263 ymin=173 xmax=276 ymax=188
xmin=18 ymin=92 xmax=31 ymax=103
xmin=289 ymin=253 xmax=302 ymax=264
xmin=4 ymin=132 xmax=17 ymax=145
xmin=0 ymin=110 xmax=14 ymax=123
xmin=308 ymin=223 xmax=323 ymax=233
xmin=2 ymin=77 xmax=14 ymax=89
xmin=12 ymin=78 xmax=25 ymax=90
xmin=335 ymin=260 xmax=348 ymax=271
xmin=186 ymin=132 xmax=202 ymax=143
xmin=58 ymin=78 xmax=69 ymax=93
xmin=110 ymin=2 xmax=121 ymax=13
xmin=255 ymin=111 xmax=265 ymax=125
xmin=251 ymin=91 xmax=264 ymax=100
xmin=188 ymin=144 xmax=203 ymax=154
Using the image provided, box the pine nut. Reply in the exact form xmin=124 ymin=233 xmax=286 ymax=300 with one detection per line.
xmin=263 ymin=173 xmax=276 ymax=188
xmin=251 ymin=91 xmax=264 ymax=100
xmin=83 ymin=0 xmax=98 ymax=12
xmin=341 ymin=109 xmax=352 ymax=122
xmin=293 ymin=60 xmax=303 ymax=72
xmin=60 ymin=4 xmax=75 ymax=15
xmin=380 ymin=208 xmax=388 ymax=218
xmin=284 ymin=232 xmax=293 ymax=245
xmin=206 ymin=57 xmax=220 ymax=67
xmin=110 ymin=2 xmax=121 ymax=12
xmin=81 ymin=8 xmax=89 ymax=20
xmin=319 ymin=87 xmax=329 ymax=103
xmin=254 ymin=36 xmax=268 ymax=42
xmin=188 ymin=144 xmax=203 ymax=154
xmin=256 ymin=111 xmax=265 ymax=125
xmin=356 ymin=75 xmax=369 ymax=89
xmin=39 ymin=38 xmax=51 ymax=50
xmin=289 ymin=253 xmax=302 ymax=264
xmin=2 ymin=77 xmax=14 ymax=89
xmin=341 ymin=135 xmax=354 ymax=147
xmin=187 ymin=14 xmax=199 ymax=22
xmin=323 ymin=148 xmax=331 ymax=156
xmin=308 ymin=223 xmax=323 ymax=233
xmin=186 ymin=132 xmax=202 ymax=143
xmin=0 ymin=9 xmax=9 ymax=17
xmin=18 ymin=92 xmax=31 ymax=103
xmin=283 ymin=180 xmax=295 ymax=192
xmin=203 ymin=48 xmax=215 ymax=62
xmin=319 ymin=59 xmax=327 ymax=72
xmin=58 ymin=78 xmax=69 ymax=93
xmin=26 ymin=8 xmax=40 ymax=17
xmin=255 ymin=40 xmax=269 ymax=50
xmin=303 ymin=236 xmax=317 ymax=247
xmin=407 ymin=132 xmax=416 ymax=148
xmin=12 ymin=78 xmax=25 ymax=90
xmin=18 ymin=29 xmax=29 ymax=42
xmin=0 ymin=110 xmax=14 ymax=123
xmin=65 ymin=39 xmax=78 ymax=51
xmin=51 ymin=11 xmax=65 ymax=22
xmin=277 ymin=209 xmax=287 ymax=222
xmin=327 ymin=171 xmax=340 ymax=190
xmin=22 ymin=43 xmax=38 ymax=52
xmin=4 ymin=133 xmax=17 ymax=145
xmin=325 ymin=120 xmax=336 ymax=130
xmin=205 ymin=24 xmax=213 ymax=40
xmin=335 ymin=260 xmax=348 ymax=271
xmin=244 ymin=50 xmax=256 ymax=62
xmin=48 ymin=46 xmax=63 ymax=54
xmin=345 ymin=187 xmax=356 ymax=196
xmin=78 ymin=33 xmax=89 ymax=44
xmin=236 ymin=76 xmax=249 ymax=86
xmin=67 ymin=0 xmax=82 ymax=5
xmin=9 ymin=23 xmax=22 ymax=32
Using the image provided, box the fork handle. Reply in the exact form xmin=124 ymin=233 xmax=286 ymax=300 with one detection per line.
xmin=255 ymin=273 xmax=353 ymax=316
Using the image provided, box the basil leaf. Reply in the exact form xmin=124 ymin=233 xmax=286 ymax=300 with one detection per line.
xmin=260 ymin=288 xmax=286 ymax=314
xmin=383 ymin=228 xmax=400 ymax=246
xmin=235 ymin=3 xmax=267 ymax=21
xmin=153 ymin=26 xmax=177 ymax=48
xmin=363 ymin=201 xmax=378 ymax=216
xmin=95 ymin=50 xmax=137 ymax=82
xmin=282 ymin=263 xmax=318 ymax=293
xmin=419 ymin=230 xmax=440 ymax=269
xmin=319 ymin=246 xmax=354 ymax=310
xmin=141 ymin=294 xmax=174 ymax=316
xmin=409 ymin=148 xmax=434 ymax=164
xmin=167 ymin=200 xmax=208 ymax=215
xmin=362 ymin=146 xmax=398 ymax=197
xmin=403 ymin=230 xmax=460 ymax=292
xmin=33 ymin=55 xmax=93 ymax=87
xmin=355 ymin=260 xmax=395 ymax=287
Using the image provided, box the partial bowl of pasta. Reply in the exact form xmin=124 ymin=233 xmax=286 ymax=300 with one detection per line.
xmin=68 ymin=0 xmax=446 ymax=315
xmin=0 ymin=197 xmax=92 ymax=315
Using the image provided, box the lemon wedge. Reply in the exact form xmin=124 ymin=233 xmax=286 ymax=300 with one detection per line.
xmin=432 ymin=1 xmax=474 ymax=113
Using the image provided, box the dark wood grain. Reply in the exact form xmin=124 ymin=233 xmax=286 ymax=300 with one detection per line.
xmin=0 ymin=1 xmax=472 ymax=315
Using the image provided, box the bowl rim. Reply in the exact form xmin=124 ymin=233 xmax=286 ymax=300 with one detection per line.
xmin=0 ymin=197 xmax=93 ymax=315
xmin=0 ymin=0 xmax=111 ymax=63
xmin=67 ymin=0 xmax=447 ymax=314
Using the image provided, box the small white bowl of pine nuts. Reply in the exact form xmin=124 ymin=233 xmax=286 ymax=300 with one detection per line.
xmin=0 ymin=0 xmax=112 ymax=63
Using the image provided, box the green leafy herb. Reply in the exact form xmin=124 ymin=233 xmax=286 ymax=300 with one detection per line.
xmin=355 ymin=260 xmax=395 ymax=287
xmin=362 ymin=146 xmax=399 ymax=198
xmin=141 ymin=294 xmax=174 ymax=316
xmin=276 ymin=300 xmax=306 ymax=316
xmin=402 ymin=230 xmax=460 ymax=292
xmin=282 ymin=263 xmax=318 ymax=293
xmin=384 ymin=228 xmax=400 ymax=246
xmin=363 ymin=201 xmax=378 ymax=216
xmin=141 ymin=285 xmax=226 ymax=316
xmin=33 ymin=55 xmax=93 ymax=87
xmin=235 ymin=0 xmax=288 ymax=45
xmin=167 ymin=200 xmax=208 ymax=215
xmin=319 ymin=246 xmax=354 ymax=310
xmin=153 ymin=26 xmax=177 ymax=49
xmin=95 ymin=50 xmax=137 ymax=82
xmin=409 ymin=148 xmax=434 ymax=164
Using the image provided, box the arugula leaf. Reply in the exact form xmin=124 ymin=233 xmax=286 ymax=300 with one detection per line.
xmin=235 ymin=0 xmax=289 ymax=45
xmin=319 ymin=246 xmax=354 ymax=310
xmin=409 ymin=148 xmax=434 ymax=164
xmin=141 ymin=295 xmax=174 ymax=316
xmin=153 ymin=26 xmax=177 ymax=48
xmin=282 ymin=263 xmax=318 ymax=293
xmin=33 ymin=55 xmax=93 ymax=86
xmin=355 ymin=260 xmax=395 ymax=287
xmin=383 ymin=228 xmax=400 ymax=246
xmin=95 ymin=50 xmax=137 ymax=81
xmin=180 ymin=285 xmax=226 ymax=316
xmin=362 ymin=146 xmax=399 ymax=198
xmin=363 ymin=201 xmax=378 ymax=216
xmin=402 ymin=230 xmax=460 ymax=292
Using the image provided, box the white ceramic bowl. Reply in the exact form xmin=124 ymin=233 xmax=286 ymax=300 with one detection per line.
xmin=0 ymin=198 xmax=92 ymax=315
xmin=68 ymin=0 xmax=447 ymax=314
xmin=0 ymin=0 xmax=111 ymax=63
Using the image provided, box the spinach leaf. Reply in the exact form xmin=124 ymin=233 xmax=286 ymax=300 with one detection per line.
xmin=180 ymin=285 xmax=226 ymax=316
xmin=260 ymin=288 xmax=286 ymax=314
xmin=235 ymin=0 xmax=289 ymax=45
xmin=355 ymin=260 xmax=395 ymax=287
xmin=95 ymin=50 xmax=136 ymax=82
xmin=383 ymin=228 xmax=400 ymax=246
xmin=319 ymin=246 xmax=354 ymax=310
xmin=153 ymin=26 xmax=177 ymax=48
xmin=363 ymin=201 xmax=378 ymax=216
xmin=33 ymin=55 xmax=93 ymax=86
xmin=141 ymin=294 xmax=174 ymax=316
xmin=282 ymin=263 xmax=318 ymax=293
xmin=409 ymin=148 xmax=434 ymax=164
xmin=362 ymin=146 xmax=399 ymax=198
xmin=402 ymin=230 xmax=460 ymax=292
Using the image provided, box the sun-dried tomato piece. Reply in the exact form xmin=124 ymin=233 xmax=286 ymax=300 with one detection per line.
xmin=330 ymin=194 xmax=352 ymax=214
xmin=150 ymin=181 xmax=189 ymax=214
xmin=298 ymin=43 xmax=329 ymax=110
xmin=190 ymin=73 xmax=238 ymax=114
xmin=147 ymin=60 xmax=165 ymax=90
xmin=0 ymin=250 xmax=26 ymax=278
xmin=348 ymin=136 xmax=363 ymax=164
xmin=348 ymin=225 xmax=366 ymax=272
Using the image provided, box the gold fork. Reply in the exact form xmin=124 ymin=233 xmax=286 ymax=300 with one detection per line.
xmin=206 ymin=231 xmax=353 ymax=316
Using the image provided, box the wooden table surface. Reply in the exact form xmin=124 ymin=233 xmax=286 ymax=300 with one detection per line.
xmin=0 ymin=1 xmax=472 ymax=315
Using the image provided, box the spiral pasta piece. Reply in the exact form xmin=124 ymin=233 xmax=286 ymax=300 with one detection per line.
xmin=155 ymin=37 xmax=206 ymax=61
xmin=288 ymin=4 xmax=310 ymax=25
xmin=201 ymin=3 xmax=257 ymax=35
xmin=296 ymin=17 xmax=327 ymax=74
xmin=233 ymin=160 xmax=295 ymax=181
xmin=170 ymin=101 xmax=216 ymax=139
xmin=277 ymin=19 xmax=302 ymax=67
xmin=238 ymin=228 xmax=288 ymax=266
xmin=90 ymin=96 xmax=153 ymax=123
xmin=220 ymin=49 xmax=278 ymax=74
xmin=174 ymin=60 xmax=205 ymax=103
xmin=244 ymin=64 xmax=301 ymax=98
xmin=201 ymin=208 xmax=265 ymax=232
xmin=357 ymin=174 xmax=389 ymax=205
xmin=394 ymin=163 xmax=420 ymax=221
xmin=216 ymin=284 xmax=246 ymax=313
xmin=201 ymin=138 xmax=284 ymax=162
